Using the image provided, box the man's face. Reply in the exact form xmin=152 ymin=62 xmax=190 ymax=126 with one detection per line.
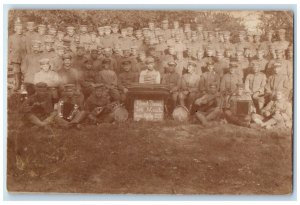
xmin=236 ymin=53 xmax=243 ymax=61
xmin=254 ymin=35 xmax=260 ymax=43
xmin=36 ymin=89 xmax=48 ymax=98
xmin=135 ymin=32 xmax=142 ymax=39
xmin=253 ymin=65 xmax=260 ymax=73
xmin=45 ymin=43 xmax=53 ymax=52
xmin=167 ymin=65 xmax=175 ymax=73
xmin=65 ymin=90 xmax=74 ymax=98
xmin=238 ymin=35 xmax=245 ymax=42
xmin=247 ymin=35 xmax=254 ymax=43
xmin=57 ymin=33 xmax=64 ymax=41
xmin=207 ymin=50 xmax=213 ymax=57
xmin=191 ymin=35 xmax=197 ymax=41
xmin=32 ymin=45 xmax=40 ymax=53
xmin=63 ymin=59 xmax=72 ymax=67
xmin=123 ymin=64 xmax=131 ymax=72
xmin=98 ymin=29 xmax=104 ymax=36
xmin=147 ymin=63 xmax=154 ymax=71
xmin=162 ymin=22 xmax=168 ymax=30
xmin=91 ymin=33 xmax=96 ymax=41
xmin=103 ymin=63 xmax=110 ymax=70
xmin=67 ymin=29 xmax=75 ymax=37
xmin=38 ymin=27 xmax=46 ymax=35
xmin=127 ymin=29 xmax=133 ymax=36
xmin=121 ymin=30 xmax=127 ymax=38
xmin=278 ymin=33 xmax=285 ymax=41
xmin=197 ymin=51 xmax=204 ymax=59
xmin=123 ymin=50 xmax=130 ymax=58
xmin=276 ymin=92 xmax=283 ymax=100
xmin=223 ymin=35 xmax=230 ymax=42
xmin=104 ymin=28 xmax=111 ymax=36
xmin=27 ymin=24 xmax=34 ymax=32
xmin=138 ymin=53 xmax=146 ymax=61
xmin=274 ymin=66 xmax=280 ymax=74
xmin=131 ymin=48 xmax=137 ymax=56
xmin=257 ymin=51 xmax=264 ymax=59
xmin=216 ymin=54 xmax=223 ymax=61
xmin=229 ymin=67 xmax=235 ymax=74
xmin=173 ymin=22 xmax=179 ymax=29
xmin=80 ymin=27 xmax=87 ymax=34
xmin=15 ymin=26 xmax=23 ymax=35
xmin=77 ymin=48 xmax=85 ymax=56
xmin=237 ymin=88 xmax=244 ymax=96
xmin=104 ymin=50 xmax=111 ymax=57
xmin=275 ymin=51 xmax=284 ymax=59
xmin=225 ymin=50 xmax=232 ymax=58
xmin=187 ymin=65 xmax=195 ymax=73
xmin=57 ymin=48 xmax=64 ymax=56
xmin=95 ymin=88 xmax=107 ymax=98
xmin=49 ymin=29 xmax=57 ymax=36
xmin=148 ymin=23 xmax=155 ymax=30
xmin=41 ymin=63 xmax=50 ymax=72
xmin=207 ymin=65 xmax=214 ymax=72
xmin=91 ymin=51 xmax=98 ymax=59
xmin=208 ymin=35 xmax=214 ymax=42
xmin=112 ymin=27 xmax=118 ymax=34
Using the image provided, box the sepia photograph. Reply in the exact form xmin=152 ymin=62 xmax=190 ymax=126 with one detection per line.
xmin=6 ymin=8 xmax=294 ymax=195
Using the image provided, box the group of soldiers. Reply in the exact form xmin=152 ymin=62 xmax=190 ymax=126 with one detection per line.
xmin=9 ymin=17 xmax=293 ymax=129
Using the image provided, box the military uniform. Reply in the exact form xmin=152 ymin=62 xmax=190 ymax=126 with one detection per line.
xmin=220 ymin=65 xmax=243 ymax=95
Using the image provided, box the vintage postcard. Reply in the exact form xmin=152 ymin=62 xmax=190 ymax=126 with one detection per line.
xmin=6 ymin=9 xmax=293 ymax=194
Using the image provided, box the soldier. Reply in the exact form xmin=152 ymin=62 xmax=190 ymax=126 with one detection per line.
xmin=54 ymin=30 xmax=65 ymax=52
xmin=21 ymin=40 xmax=44 ymax=95
xmin=64 ymin=25 xmax=76 ymax=53
xmin=79 ymin=60 xmax=97 ymax=99
xmin=88 ymin=30 xmax=100 ymax=51
xmin=161 ymin=19 xmax=172 ymax=41
xmin=33 ymin=58 xmax=60 ymax=87
xmin=55 ymin=84 xmax=86 ymax=129
xmin=265 ymin=61 xmax=291 ymax=102
xmin=202 ymin=46 xmax=216 ymax=71
xmin=200 ymin=61 xmax=220 ymax=94
xmin=220 ymin=31 xmax=234 ymax=51
xmin=194 ymin=49 xmax=207 ymax=74
xmin=259 ymin=29 xmax=275 ymax=59
xmin=57 ymin=53 xmax=81 ymax=91
xmin=224 ymin=83 xmax=255 ymax=127
xmin=252 ymin=90 xmax=292 ymax=129
xmin=214 ymin=50 xmax=229 ymax=78
xmin=178 ymin=61 xmax=200 ymax=110
xmin=9 ymin=19 xmax=26 ymax=91
xmin=273 ymin=29 xmax=290 ymax=51
xmin=48 ymin=25 xmax=57 ymax=37
xmin=251 ymin=48 xmax=268 ymax=72
xmin=84 ymin=83 xmax=118 ymax=124
xmin=161 ymin=61 xmax=181 ymax=110
xmin=72 ymin=45 xmax=89 ymax=71
xmin=235 ymin=48 xmax=250 ymax=81
xmin=99 ymin=47 xmax=118 ymax=72
xmin=89 ymin=49 xmax=102 ymax=71
xmin=24 ymin=21 xmax=39 ymax=54
xmin=79 ymin=24 xmax=91 ymax=48
xmin=36 ymin=24 xmax=47 ymax=51
xmin=41 ymin=35 xmax=62 ymax=71
xmin=97 ymin=59 xmax=121 ymax=102
xmin=244 ymin=62 xmax=267 ymax=112
xmin=118 ymin=60 xmax=139 ymax=102
xmin=234 ymin=30 xmax=250 ymax=52
xmin=21 ymin=82 xmax=56 ymax=129
xmin=139 ymin=57 xmax=161 ymax=84
xmin=110 ymin=24 xmax=120 ymax=42
xmin=194 ymin=83 xmax=222 ymax=127
xmin=136 ymin=51 xmax=147 ymax=72
xmin=220 ymin=62 xmax=243 ymax=105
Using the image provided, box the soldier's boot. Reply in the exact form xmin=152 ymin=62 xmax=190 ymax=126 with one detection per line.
xmin=14 ymin=72 xmax=22 ymax=91
xmin=195 ymin=112 xmax=209 ymax=126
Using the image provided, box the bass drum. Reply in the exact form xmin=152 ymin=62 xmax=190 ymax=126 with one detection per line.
xmin=172 ymin=105 xmax=190 ymax=122
xmin=112 ymin=104 xmax=129 ymax=122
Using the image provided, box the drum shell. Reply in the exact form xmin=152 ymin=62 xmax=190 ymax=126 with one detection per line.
xmin=172 ymin=105 xmax=190 ymax=122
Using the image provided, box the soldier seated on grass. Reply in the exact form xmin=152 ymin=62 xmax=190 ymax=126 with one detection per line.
xmin=84 ymin=83 xmax=118 ymax=124
xmin=194 ymin=83 xmax=222 ymax=127
xmin=21 ymin=82 xmax=57 ymax=129
xmin=224 ymin=83 xmax=256 ymax=127
xmin=55 ymin=84 xmax=86 ymax=129
xmin=252 ymin=91 xmax=292 ymax=129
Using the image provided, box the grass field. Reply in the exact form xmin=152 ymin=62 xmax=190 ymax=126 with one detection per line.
xmin=6 ymin=110 xmax=293 ymax=194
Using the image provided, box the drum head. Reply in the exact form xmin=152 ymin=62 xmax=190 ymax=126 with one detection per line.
xmin=113 ymin=106 xmax=129 ymax=122
xmin=172 ymin=106 xmax=190 ymax=122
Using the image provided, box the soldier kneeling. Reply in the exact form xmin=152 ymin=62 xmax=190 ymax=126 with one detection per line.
xmin=252 ymin=91 xmax=292 ymax=129
xmin=194 ymin=83 xmax=222 ymax=127
xmin=224 ymin=83 xmax=256 ymax=127
xmin=55 ymin=84 xmax=86 ymax=129
xmin=21 ymin=82 xmax=57 ymax=129
xmin=84 ymin=84 xmax=127 ymax=124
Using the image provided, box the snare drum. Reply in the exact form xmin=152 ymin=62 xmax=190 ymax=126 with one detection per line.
xmin=172 ymin=105 xmax=190 ymax=122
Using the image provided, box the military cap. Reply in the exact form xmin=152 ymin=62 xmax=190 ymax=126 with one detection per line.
xmin=97 ymin=26 xmax=105 ymax=31
xmin=277 ymin=29 xmax=286 ymax=34
xmin=35 ymin=82 xmax=48 ymax=90
xmin=44 ymin=35 xmax=55 ymax=43
xmin=62 ymin=38 xmax=71 ymax=47
xmin=188 ymin=61 xmax=197 ymax=67
xmin=62 ymin=53 xmax=72 ymax=60
xmin=207 ymin=31 xmax=215 ymax=36
xmin=168 ymin=61 xmax=177 ymax=66
xmin=94 ymin=83 xmax=106 ymax=89
xmin=223 ymin=31 xmax=231 ymax=36
xmin=251 ymin=61 xmax=260 ymax=68
xmin=265 ymin=29 xmax=274 ymax=34
xmin=102 ymin=59 xmax=111 ymax=64
xmin=146 ymin=57 xmax=155 ymax=64
xmin=111 ymin=23 xmax=119 ymax=28
xmin=196 ymin=24 xmax=203 ymax=29
xmin=103 ymin=47 xmax=112 ymax=52
xmin=79 ymin=24 xmax=88 ymax=28
xmin=14 ymin=18 xmax=22 ymax=27
xmin=122 ymin=60 xmax=132 ymax=65
xmin=206 ymin=45 xmax=215 ymax=52
xmin=162 ymin=19 xmax=169 ymax=23
xmin=56 ymin=44 xmax=64 ymax=50
xmin=76 ymin=45 xmax=85 ymax=49
xmin=191 ymin=31 xmax=197 ymax=36
xmin=26 ymin=21 xmax=35 ymax=26
xmin=104 ymin=26 xmax=111 ymax=30
xmin=238 ymin=30 xmax=246 ymax=36
xmin=142 ymin=27 xmax=149 ymax=31
xmin=37 ymin=24 xmax=46 ymax=29
xmin=229 ymin=61 xmax=239 ymax=68
xmin=39 ymin=58 xmax=50 ymax=65
xmin=66 ymin=26 xmax=75 ymax=30
xmin=91 ymin=48 xmax=98 ymax=53
xmin=32 ymin=40 xmax=42 ymax=46
xmin=127 ymin=27 xmax=134 ymax=31
xmin=216 ymin=50 xmax=224 ymax=55
xmin=135 ymin=29 xmax=142 ymax=34
xmin=236 ymin=83 xmax=245 ymax=89
xmin=63 ymin=84 xmax=76 ymax=91
xmin=209 ymin=82 xmax=218 ymax=88
xmin=273 ymin=61 xmax=282 ymax=67
xmin=121 ymin=28 xmax=128 ymax=32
